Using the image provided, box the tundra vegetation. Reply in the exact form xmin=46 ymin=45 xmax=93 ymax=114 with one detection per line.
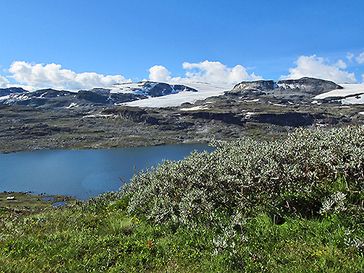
xmin=0 ymin=126 xmax=363 ymax=272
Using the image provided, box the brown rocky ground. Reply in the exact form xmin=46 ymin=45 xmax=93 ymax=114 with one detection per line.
xmin=0 ymin=95 xmax=363 ymax=153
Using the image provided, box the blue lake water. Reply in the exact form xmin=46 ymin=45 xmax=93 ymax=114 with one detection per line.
xmin=0 ymin=144 xmax=213 ymax=199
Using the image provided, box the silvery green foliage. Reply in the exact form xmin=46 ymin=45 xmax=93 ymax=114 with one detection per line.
xmin=319 ymin=192 xmax=347 ymax=215
xmin=125 ymin=126 xmax=364 ymax=226
xmin=212 ymin=227 xmax=237 ymax=256
xmin=344 ymin=229 xmax=364 ymax=253
xmin=212 ymin=213 xmax=248 ymax=255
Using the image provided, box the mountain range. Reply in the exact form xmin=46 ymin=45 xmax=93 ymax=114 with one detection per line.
xmin=1 ymin=77 xmax=364 ymax=109
xmin=1 ymin=77 xmax=363 ymax=153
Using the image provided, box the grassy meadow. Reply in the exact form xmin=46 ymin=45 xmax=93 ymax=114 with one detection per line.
xmin=1 ymin=127 xmax=363 ymax=272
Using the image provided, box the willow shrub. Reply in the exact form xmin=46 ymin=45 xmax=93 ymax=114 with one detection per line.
xmin=124 ymin=126 xmax=364 ymax=227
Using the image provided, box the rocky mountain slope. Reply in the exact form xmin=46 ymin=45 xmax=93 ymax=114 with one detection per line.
xmin=1 ymin=77 xmax=363 ymax=153
xmin=0 ymin=81 xmax=197 ymax=108
xmin=231 ymin=77 xmax=343 ymax=95
xmin=225 ymin=77 xmax=344 ymax=104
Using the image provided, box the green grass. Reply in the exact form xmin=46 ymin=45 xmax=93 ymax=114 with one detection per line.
xmin=0 ymin=197 xmax=363 ymax=273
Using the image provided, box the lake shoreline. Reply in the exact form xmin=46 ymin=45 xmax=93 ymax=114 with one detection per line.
xmin=0 ymin=191 xmax=76 ymax=211
xmin=0 ymin=143 xmax=214 ymax=199
xmin=0 ymin=139 xmax=210 ymax=154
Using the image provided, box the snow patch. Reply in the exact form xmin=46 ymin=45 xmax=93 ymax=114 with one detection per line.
xmin=243 ymin=98 xmax=260 ymax=103
xmin=315 ymin=84 xmax=364 ymax=99
xmin=277 ymin=83 xmax=306 ymax=90
xmin=180 ymin=105 xmax=209 ymax=111
xmin=124 ymin=82 xmax=230 ymax=108
xmin=66 ymin=103 xmax=78 ymax=109
xmin=0 ymin=95 xmax=10 ymax=101
xmin=314 ymin=84 xmax=364 ymax=105
xmin=342 ymin=94 xmax=364 ymax=105
xmin=244 ymin=112 xmax=257 ymax=119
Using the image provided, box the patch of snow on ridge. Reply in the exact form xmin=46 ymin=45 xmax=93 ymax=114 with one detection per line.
xmin=342 ymin=94 xmax=364 ymax=105
xmin=314 ymin=83 xmax=364 ymax=105
xmin=0 ymin=95 xmax=10 ymax=101
xmin=315 ymin=84 xmax=364 ymax=99
xmin=66 ymin=103 xmax=78 ymax=109
xmin=1 ymin=93 xmax=30 ymax=104
xmin=277 ymin=83 xmax=304 ymax=90
xmin=108 ymin=82 xmax=150 ymax=94
xmin=124 ymin=82 xmax=230 ymax=108
xmin=244 ymin=112 xmax=257 ymax=119
xmin=180 ymin=106 xmax=209 ymax=111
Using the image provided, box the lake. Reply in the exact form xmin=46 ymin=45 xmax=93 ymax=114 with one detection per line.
xmin=0 ymin=144 xmax=213 ymax=199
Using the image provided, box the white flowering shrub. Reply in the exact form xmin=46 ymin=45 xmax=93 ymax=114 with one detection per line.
xmin=124 ymin=126 xmax=364 ymax=226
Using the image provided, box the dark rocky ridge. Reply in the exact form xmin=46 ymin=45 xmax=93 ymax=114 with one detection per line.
xmin=232 ymin=80 xmax=277 ymax=92
xmin=226 ymin=77 xmax=343 ymax=104
xmin=103 ymin=104 xmax=350 ymax=129
xmin=0 ymin=87 xmax=27 ymax=97
xmin=277 ymin=78 xmax=343 ymax=95
xmin=231 ymin=77 xmax=342 ymax=94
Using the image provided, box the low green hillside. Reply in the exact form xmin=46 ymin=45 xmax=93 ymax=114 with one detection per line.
xmin=1 ymin=126 xmax=363 ymax=272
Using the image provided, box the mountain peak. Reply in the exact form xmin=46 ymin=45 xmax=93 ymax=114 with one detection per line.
xmin=230 ymin=77 xmax=342 ymax=95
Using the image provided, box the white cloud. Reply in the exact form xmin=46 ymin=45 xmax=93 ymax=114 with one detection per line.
xmin=149 ymin=60 xmax=261 ymax=87
xmin=282 ymin=55 xmax=356 ymax=83
xmin=8 ymin=61 xmax=130 ymax=90
xmin=182 ymin=61 xmax=261 ymax=84
xmin=0 ymin=75 xmax=9 ymax=88
xmin=149 ymin=65 xmax=171 ymax=82
xmin=335 ymin=59 xmax=347 ymax=69
xmin=356 ymin=52 xmax=364 ymax=64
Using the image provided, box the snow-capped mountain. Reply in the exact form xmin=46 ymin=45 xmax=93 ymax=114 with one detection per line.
xmin=223 ymin=77 xmax=364 ymax=107
xmin=125 ymin=78 xmax=363 ymax=108
xmin=0 ymin=81 xmax=198 ymax=108
xmin=1 ymin=78 xmax=364 ymax=109
xmin=109 ymin=81 xmax=197 ymax=96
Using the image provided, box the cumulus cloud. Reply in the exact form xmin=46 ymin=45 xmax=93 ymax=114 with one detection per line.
xmin=8 ymin=61 xmax=130 ymax=90
xmin=0 ymin=75 xmax=9 ymax=88
xmin=356 ymin=52 xmax=364 ymax=64
xmin=149 ymin=60 xmax=261 ymax=87
xmin=149 ymin=65 xmax=171 ymax=82
xmin=182 ymin=61 xmax=261 ymax=84
xmin=282 ymin=55 xmax=356 ymax=83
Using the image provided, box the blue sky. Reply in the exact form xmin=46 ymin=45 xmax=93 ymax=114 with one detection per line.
xmin=1 ymin=0 xmax=364 ymax=89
